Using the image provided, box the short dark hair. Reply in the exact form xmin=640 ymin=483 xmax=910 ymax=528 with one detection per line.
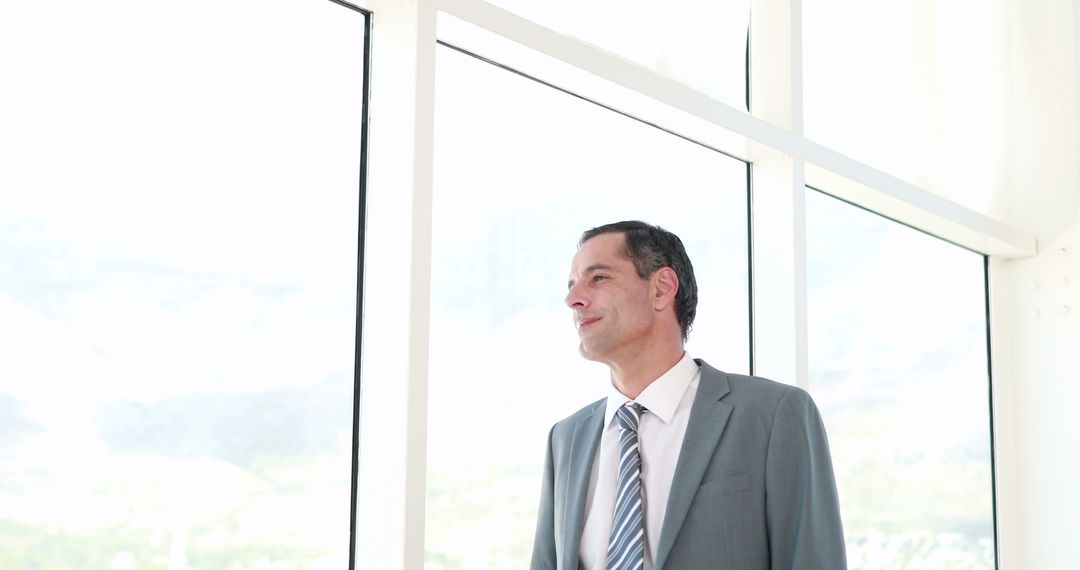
xmin=580 ymin=221 xmax=698 ymax=340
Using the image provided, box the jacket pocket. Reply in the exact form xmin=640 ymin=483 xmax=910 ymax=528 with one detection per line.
xmin=695 ymin=472 xmax=750 ymax=499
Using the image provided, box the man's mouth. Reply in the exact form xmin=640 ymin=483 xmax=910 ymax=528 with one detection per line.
xmin=577 ymin=316 xmax=601 ymax=330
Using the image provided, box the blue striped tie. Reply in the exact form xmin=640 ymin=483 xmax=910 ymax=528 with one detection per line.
xmin=607 ymin=402 xmax=647 ymax=570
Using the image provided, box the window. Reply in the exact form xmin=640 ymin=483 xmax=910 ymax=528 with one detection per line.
xmin=425 ymin=43 xmax=750 ymax=568
xmin=3 ymin=0 xmax=1025 ymax=567
xmin=805 ymin=188 xmax=996 ymax=568
xmin=0 ymin=1 xmax=368 ymax=568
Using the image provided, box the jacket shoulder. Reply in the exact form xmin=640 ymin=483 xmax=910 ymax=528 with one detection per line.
xmin=697 ymin=358 xmax=813 ymax=407
xmin=728 ymin=372 xmax=807 ymax=400
xmin=549 ymin=398 xmax=605 ymax=437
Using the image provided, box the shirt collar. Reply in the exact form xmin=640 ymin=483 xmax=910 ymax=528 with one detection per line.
xmin=604 ymin=352 xmax=699 ymax=427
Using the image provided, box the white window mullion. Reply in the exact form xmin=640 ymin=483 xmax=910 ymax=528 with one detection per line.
xmin=748 ymin=157 xmax=809 ymax=389
xmin=355 ymin=1 xmax=437 ymax=568
xmin=987 ymin=256 xmax=1020 ymax=570
xmin=749 ymin=0 xmax=808 ymax=388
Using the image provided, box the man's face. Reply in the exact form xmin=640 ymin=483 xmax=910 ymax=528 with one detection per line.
xmin=565 ymin=232 xmax=656 ymax=364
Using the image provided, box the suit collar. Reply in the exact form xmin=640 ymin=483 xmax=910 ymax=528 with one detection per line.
xmin=654 ymin=359 xmax=733 ymax=569
xmin=602 ymin=351 xmax=700 ymax=426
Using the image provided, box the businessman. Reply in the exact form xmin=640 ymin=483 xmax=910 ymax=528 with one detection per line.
xmin=531 ymin=221 xmax=846 ymax=570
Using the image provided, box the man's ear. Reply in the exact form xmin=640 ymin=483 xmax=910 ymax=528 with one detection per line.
xmin=652 ymin=267 xmax=680 ymax=311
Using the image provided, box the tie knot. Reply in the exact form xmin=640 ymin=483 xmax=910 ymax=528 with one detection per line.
xmin=615 ymin=402 xmax=646 ymax=432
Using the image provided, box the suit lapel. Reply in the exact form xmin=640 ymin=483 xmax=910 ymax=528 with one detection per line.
xmin=561 ymin=401 xmax=604 ymax=570
xmin=654 ymin=362 xmax=733 ymax=570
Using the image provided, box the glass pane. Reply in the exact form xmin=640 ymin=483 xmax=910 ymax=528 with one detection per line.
xmin=0 ymin=1 xmax=365 ymax=568
xmin=802 ymin=0 xmax=1011 ymax=215
xmin=485 ymin=0 xmax=748 ymax=110
xmin=805 ymin=189 xmax=996 ymax=569
xmin=426 ymin=45 xmax=750 ymax=568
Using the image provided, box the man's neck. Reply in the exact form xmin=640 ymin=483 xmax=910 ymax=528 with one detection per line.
xmin=608 ymin=346 xmax=686 ymax=400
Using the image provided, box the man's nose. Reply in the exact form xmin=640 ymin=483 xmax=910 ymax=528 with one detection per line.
xmin=565 ymin=282 xmax=588 ymax=309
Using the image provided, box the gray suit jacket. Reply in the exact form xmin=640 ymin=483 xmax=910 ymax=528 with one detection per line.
xmin=530 ymin=359 xmax=846 ymax=570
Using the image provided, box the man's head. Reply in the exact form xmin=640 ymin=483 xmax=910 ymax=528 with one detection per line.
xmin=565 ymin=221 xmax=698 ymax=364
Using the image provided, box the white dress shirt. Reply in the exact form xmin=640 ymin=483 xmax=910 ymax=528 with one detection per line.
xmin=578 ymin=352 xmax=701 ymax=570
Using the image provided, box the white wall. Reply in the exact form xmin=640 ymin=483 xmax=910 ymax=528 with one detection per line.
xmin=996 ymin=213 xmax=1080 ymax=569
xmin=991 ymin=3 xmax=1080 ymax=568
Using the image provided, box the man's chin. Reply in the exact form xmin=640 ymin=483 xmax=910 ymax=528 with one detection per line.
xmin=578 ymin=341 xmax=606 ymax=363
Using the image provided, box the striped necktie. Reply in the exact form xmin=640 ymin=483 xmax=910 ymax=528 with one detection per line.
xmin=607 ymin=402 xmax=647 ymax=570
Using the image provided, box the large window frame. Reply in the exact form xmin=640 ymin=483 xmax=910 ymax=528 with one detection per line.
xmin=351 ymin=0 xmax=1034 ymax=567
xmin=2 ymin=0 xmax=373 ymax=567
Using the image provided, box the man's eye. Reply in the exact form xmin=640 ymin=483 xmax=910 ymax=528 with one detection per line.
xmin=592 ymin=274 xmax=608 ymax=282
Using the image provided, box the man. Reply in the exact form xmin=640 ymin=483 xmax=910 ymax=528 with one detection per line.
xmin=531 ymin=221 xmax=846 ymax=570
